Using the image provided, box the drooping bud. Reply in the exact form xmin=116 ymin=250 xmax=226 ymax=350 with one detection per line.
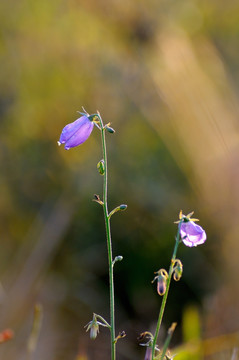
xmin=157 ymin=276 xmax=167 ymax=296
xmin=173 ymin=259 xmax=183 ymax=281
xmin=105 ymin=125 xmax=115 ymax=134
xmin=138 ymin=332 xmax=155 ymax=360
xmin=84 ymin=313 xmax=110 ymax=340
xmin=138 ymin=331 xmax=154 ymax=344
xmin=152 ymin=269 xmax=168 ymax=296
xmin=97 ymin=159 xmax=105 ymax=175
xmin=85 ymin=314 xmax=99 ymax=340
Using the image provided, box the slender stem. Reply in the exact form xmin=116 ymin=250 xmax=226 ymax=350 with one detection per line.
xmin=98 ymin=113 xmax=116 ymax=360
xmin=151 ymin=221 xmax=183 ymax=360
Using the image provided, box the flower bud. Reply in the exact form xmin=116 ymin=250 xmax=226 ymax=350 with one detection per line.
xmin=105 ymin=126 xmax=115 ymax=134
xmin=113 ymin=255 xmax=123 ymax=266
xmin=173 ymin=259 xmax=183 ymax=281
xmin=115 ymin=255 xmax=123 ymax=262
xmin=85 ymin=314 xmax=99 ymax=340
xmin=97 ymin=159 xmax=105 ymax=175
xmin=152 ymin=269 xmax=168 ymax=296
xmin=108 ymin=204 xmax=127 ymax=218
xmin=157 ymin=276 xmax=167 ymax=296
xmin=119 ymin=204 xmax=127 ymax=211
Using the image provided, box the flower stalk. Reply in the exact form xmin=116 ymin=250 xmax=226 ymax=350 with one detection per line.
xmin=97 ymin=111 xmax=116 ymax=360
xmin=151 ymin=220 xmax=183 ymax=360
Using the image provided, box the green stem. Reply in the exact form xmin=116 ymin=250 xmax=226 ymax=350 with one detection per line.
xmin=98 ymin=113 xmax=116 ymax=360
xmin=151 ymin=221 xmax=183 ymax=360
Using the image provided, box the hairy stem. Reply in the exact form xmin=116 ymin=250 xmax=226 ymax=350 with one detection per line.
xmin=98 ymin=113 xmax=116 ymax=360
xmin=151 ymin=221 xmax=183 ymax=360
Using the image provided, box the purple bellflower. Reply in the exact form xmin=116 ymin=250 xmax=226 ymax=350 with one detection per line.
xmin=176 ymin=211 xmax=207 ymax=247
xmin=58 ymin=115 xmax=94 ymax=150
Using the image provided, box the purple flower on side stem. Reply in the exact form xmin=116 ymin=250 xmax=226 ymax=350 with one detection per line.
xmin=177 ymin=211 xmax=206 ymax=247
xmin=58 ymin=115 xmax=94 ymax=150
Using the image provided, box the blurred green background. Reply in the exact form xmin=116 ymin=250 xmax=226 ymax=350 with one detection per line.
xmin=1 ymin=0 xmax=239 ymax=359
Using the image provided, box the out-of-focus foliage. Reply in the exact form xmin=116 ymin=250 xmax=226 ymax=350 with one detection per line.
xmin=1 ymin=0 xmax=239 ymax=359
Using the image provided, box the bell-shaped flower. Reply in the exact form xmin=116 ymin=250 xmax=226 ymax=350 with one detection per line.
xmin=175 ymin=211 xmax=207 ymax=247
xmin=180 ymin=219 xmax=206 ymax=247
xmin=85 ymin=313 xmax=110 ymax=340
xmin=85 ymin=314 xmax=100 ymax=340
xmin=58 ymin=115 xmax=94 ymax=150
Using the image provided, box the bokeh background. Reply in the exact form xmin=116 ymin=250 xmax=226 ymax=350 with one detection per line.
xmin=1 ymin=0 xmax=239 ymax=359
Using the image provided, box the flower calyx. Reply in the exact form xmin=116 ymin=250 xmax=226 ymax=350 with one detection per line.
xmin=85 ymin=313 xmax=110 ymax=340
xmin=172 ymin=259 xmax=183 ymax=281
xmin=174 ymin=210 xmax=199 ymax=224
xmin=152 ymin=269 xmax=168 ymax=296
xmin=78 ymin=108 xmax=101 ymax=129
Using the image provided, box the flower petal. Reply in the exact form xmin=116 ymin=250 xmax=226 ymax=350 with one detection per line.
xmin=180 ymin=221 xmax=206 ymax=247
xmin=58 ymin=115 xmax=94 ymax=150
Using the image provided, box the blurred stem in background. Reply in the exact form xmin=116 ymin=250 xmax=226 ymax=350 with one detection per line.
xmin=27 ymin=304 xmax=43 ymax=360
